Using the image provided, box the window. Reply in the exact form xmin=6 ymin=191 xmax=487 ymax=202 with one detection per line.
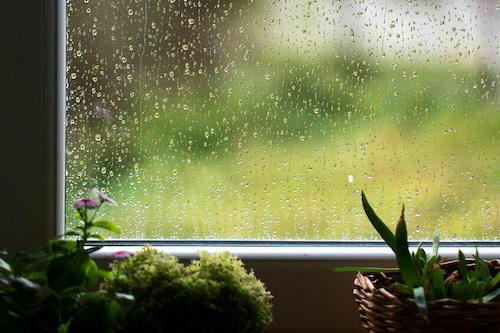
xmin=66 ymin=0 xmax=499 ymax=241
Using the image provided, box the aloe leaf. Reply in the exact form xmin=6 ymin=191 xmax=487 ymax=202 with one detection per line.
xmin=361 ymin=191 xmax=396 ymax=252
xmin=483 ymin=287 xmax=500 ymax=302
xmin=413 ymin=286 xmax=428 ymax=316
xmin=430 ymin=266 xmax=446 ymax=299
xmin=416 ymin=243 xmax=427 ymax=262
xmin=415 ymin=245 xmax=427 ymax=272
xmin=451 ymin=282 xmax=463 ymax=300
xmin=431 ymin=232 xmax=440 ymax=257
xmin=458 ymin=250 xmax=469 ymax=280
xmin=327 ymin=267 xmax=399 ymax=273
xmin=474 ymin=248 xmax=491 ymax=280
xmin=488 ymin=271 xmax=500 ymax=289
xmin=463 ymin=278 xmax=479 ymax=301
xmin=395 ymin=208 xmax=421 ymax=288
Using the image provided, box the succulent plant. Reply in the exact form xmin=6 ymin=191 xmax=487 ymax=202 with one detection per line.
xmin=330 ymin=191 xmax=500 ymax=316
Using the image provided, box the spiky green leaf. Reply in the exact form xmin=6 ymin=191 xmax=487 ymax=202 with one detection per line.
xmin=431 ymin=232 xmax=440 ymax=257
xmin=394 ymin=209 xmax=421 ymax=288
xmin=361 ymin=191 xmax=396 ymax=252
xmin=474 ymin=248 xmax=491 ymax=280
xmin=430 ymin=266 xmax=446 ymax=299
xmin=488 ymin=271 xmax=500 ymax=289
xmin=458 ymin=250 xmax=469 ymax=280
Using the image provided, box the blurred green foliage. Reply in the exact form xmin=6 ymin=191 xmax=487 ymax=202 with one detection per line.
xmin=66 ymin=56 xmax=499 ymax=240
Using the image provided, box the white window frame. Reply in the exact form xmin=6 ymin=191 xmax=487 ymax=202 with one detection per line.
xmin=3 ymin=1 xmax=498 ymax=332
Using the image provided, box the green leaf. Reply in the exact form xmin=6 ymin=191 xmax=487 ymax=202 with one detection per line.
xmin=483 ymin=287 xmax=500 ymax=302
xmin=47 ymin=254 xmax=86 ymax=292
xmin=0 ymin=257 xmax=12 ymax=274
xmin=451 ymin=282 xmax=464 ymax=300
xmin=23 ymin=269 xmax=47 ymax=282
xmin=68 ymin=296 xmax=119 ymax=333
xmin=473 ymin=248 xmax=491 ymax=280
xmin=394 ymin=209 xmax=421 ymax=288
xmin=327 ymin=267 xmax=399 ymax=273
xmin=488 ymin=271 xmax=500 ymax=289
xmin=430 ymin=266 xmax=446 ymax=299
xmin=458 ymin=250 xmax=469 ymax=280
xmin=461 ymin=278 xmax=478 ymax=301
xmin=431 ymin=232 xmax=440 ymax=257
xmin=414 ymin=245 xmax=427 ymax=272
xmin=361 ymin=191 xmax=396 ymax=252
xmin=82 ymin=257 xmax=100 ymax=287
xmin=413 ymin=286 xmax=428 ymax=316
xmin=74 ymin=212 xmax=82 ymax=220
xmin=91 ymin=220 xmax=121 ymax=235
xmin=68 ymin=291 xmax=129 ymax=333
xmin=97 ymin=268 xmax=113 ymax=280
xmin=49 ymin=240 xmax=78 ymax=254
xmin=89 ymin=234 xmax=106 ymax=241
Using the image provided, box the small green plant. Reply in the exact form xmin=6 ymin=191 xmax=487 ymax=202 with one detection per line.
xmin=330 ymin=191 xmax=500 ymax=316
xmin=0 ymin=189 xmax=132 ymax=333
xmin=104 ymin=247 xmax=273 ymax=333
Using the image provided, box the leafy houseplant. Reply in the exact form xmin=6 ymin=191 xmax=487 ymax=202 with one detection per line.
xmin=330 ymin=192 xmax=500 ymax=332
xmin=0 ymin=189 xmax=132 ymax=333
xmin=104 ymin=247 xmax=273 ymax=333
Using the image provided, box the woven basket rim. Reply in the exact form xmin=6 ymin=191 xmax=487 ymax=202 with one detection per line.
xmin=355 ymin=258 xmax=500 ymax=306
xmin=352 ymin=259 xmax=500 ymax=332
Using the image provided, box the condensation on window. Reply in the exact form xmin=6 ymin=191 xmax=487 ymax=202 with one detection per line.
xmin=66 ymin=0 xmax=499 ymax=240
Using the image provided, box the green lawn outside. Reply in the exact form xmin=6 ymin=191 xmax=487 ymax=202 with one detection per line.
xmin=66 ymin=60 xmax=500 ymax=240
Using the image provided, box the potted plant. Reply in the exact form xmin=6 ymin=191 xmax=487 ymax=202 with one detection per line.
xmin=103 ymin=246 xmax=273 ymax=333
xmin=0 ymin=189 xmax=132 ymax=333
xmin=330 ymin=191 xmax=500 ymax=332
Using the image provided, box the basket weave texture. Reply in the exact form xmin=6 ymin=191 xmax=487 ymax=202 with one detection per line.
xmin=353 ymin=259 xmax=500 ymax=333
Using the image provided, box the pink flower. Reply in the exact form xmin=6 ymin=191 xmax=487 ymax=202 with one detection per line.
xmin=73 ymin=197 xmax=100 ymax=209
xmin=112 ymin=250 xmax=133 ymax=259
xmin=92 ymin=188 xmax=117 ymax=206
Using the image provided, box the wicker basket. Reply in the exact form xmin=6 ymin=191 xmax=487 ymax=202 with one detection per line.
xmin=353 ymin=259 xmax=500 ymax=333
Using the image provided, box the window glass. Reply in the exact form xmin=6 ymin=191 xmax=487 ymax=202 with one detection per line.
xmin=66 ymin=0 xmax=499 ymax=240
